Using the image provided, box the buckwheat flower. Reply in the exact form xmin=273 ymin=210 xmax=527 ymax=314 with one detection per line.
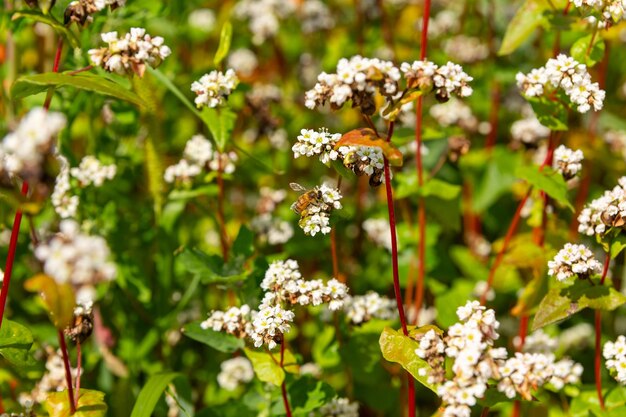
xmin=511 ymin=113 xmax=551 ymax=145
xmin=550 ymin=358 xmax=584 ymax=389
xmin=578 ymin=177 xmax=626 ymax=236
xmin=234 ymin=0 xmax=296 ymax=44
xmin=64 ymin=0 xmax=125 ymax=26
xmin=163 ymin=159 xmax=202 ymax=183
xmin=430 ymin=98 xmax=478 ymax=129
xmin=517 ymin=54 xmax=605 ymax=114
xmin=187 ymin=8 xmax=216 ymax=32
xmin=183 ymin=134 xmax=213 ymax=166
xmin=261 ymin=259 xmax=302 ymax=292
xmin=251 ymin=213 xmax=294 ymax=245
xmin=604 ymin=335 xmax=626 ymax=383
xmin=292 ymin=183 xmax=343 ymax=236
xmin=250 ymin=304 xmax=295 ymax=349
xmin=548 ymin=243 xmax=603 ymax=281
xmin=88 ymin=28 xmax=171 ymax=77
xmin=28 ymin=347 xmax=82 ymax=403
xmin=314 ymin=397 xmax=359 ymax=417
xmin=0 ymin=108 xmax=66 ymax=182
xmin=559 ymin=323 xmax=594 ymax=351
xmin=70 ymin=156 xmax=116 ymax=187
xmin=227 ymin=48 xmax=258 ymax=77
xmin=217 ymin=357 xmax=254 ymax=391
xmin=304 ymin=55 xmax=401 ymax=114
xmin=292 ymin=128 xmax=343 ymax=164
xmin=300 ymin=0 xmax=335 ymax=33
xmin=34 ymin=221 xmax=116 ymax=297
xmin=200 ymin=305 xmax=253 ymax=338
xmin=52 ymin=155 xmax=79 ymax=219
xmin=514 ymin=329 xmax=558 ymax=353
xmin=191 ymin=69 xmax=239 ymax=109
xmin=498 ymin=353 xmax=557 ymax=400
xmin=362 ymin=218 xmax=392 ymax=251
xmin=343 ymin=292 xmax=396 ymax=324
xmin=571 ymin=0 xmax=626 ymax=25
xmin=209 ymin=151 xmax=238 ymax=174
xmin=443 ymin=35 xmax=489 ymax=64
xmin=432 ymin=62 xmax=474 ymax=100
xmin=553 ymin=145 xmax=584 ymax=179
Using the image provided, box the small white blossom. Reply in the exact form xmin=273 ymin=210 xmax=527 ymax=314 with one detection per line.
xmin=604 ymin=335 xmax=626 ymax=384
xmin=191 ymin=69 xmax=239 ymax=109
xmin=548 ymin=243 xmax=603 ymax=281
xmin=217 ymin=357 xmax=254 ymax=391
xmin=70 ymin=156 xmax=116 ymax=187
xmin=578 ymin=177 xmax=626 ymax=236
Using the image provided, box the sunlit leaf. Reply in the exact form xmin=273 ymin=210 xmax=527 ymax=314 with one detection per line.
xmin=516 ymin=165 xmax=573 ymax=210
xmin=571 ymin=34 xmax=605 ymax=67
xmin=24 ymin=274 xmax=75 ymax=330
xmin=244 ymin=348 xmax=285 ymax=386
xmin=45 ymin=389 xmax=107 ymax=417
xmin=181 ymin=322 xmax=244 ymax=353
xmin=214 ymin=22 xmax=233 ymax=66
xmin=335 ymin=128 xmax=403 ymax=167
xmin=498 ymin=0 xmax=549 ymax=56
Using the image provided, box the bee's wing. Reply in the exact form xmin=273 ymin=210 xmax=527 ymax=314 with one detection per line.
xmin=289 ymin=182 xmax=307 ymax=192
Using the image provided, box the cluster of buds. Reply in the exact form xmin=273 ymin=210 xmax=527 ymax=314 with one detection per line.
xmin=343 ymin=292 xmax=396 ymax=324
xmin=88 ymin=28 xmax=171 ymax=77
xmin=516 ymin=54 xmax=605 ymax=113
xmin=548 ymin=243 xmax=603 ymax=281
xmin=304 ymin=55 xmax=401 ymax=115
xmin=191 ymin=69 xmax=239 ymax=109
xmin=400 ymin=60 xmax=473 ymax=102
xmin=571 ymin=0 xmax=626 ymax=27
xmin=200 ymin=305 xmax=254 ymax=339
xmin=64 ymin=0 xmax=125 ymax=26
xmin=290 ymin=183 xmax=342 ymax=236
xmin=553 ymin=145 xmax=584 ymax=179
xmin=578 ymin=177 xmax=626 ymax=236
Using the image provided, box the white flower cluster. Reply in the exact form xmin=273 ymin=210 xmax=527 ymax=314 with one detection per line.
xmin=571 ymin=0 xmax=626 ymax=26
xmin=430 ymin=98 xmax=478 ymax=130
xmin=234 ymin=0 xmax=296 ymax=44
xmin=164 ymin=135 xmax=238 ymax=184
xmin=251 ymin=213 xmax=294 ymax=245
xmin=362 ymin=218 xmax=392 ymax=251
xmin=228 ymin=49 xmax=258 ymax=77
xmin=88 ymin=28 xmax=171 ymax=76
xmin=52 ymin=155 xmax=80 ymax=219
xmin=312 ymin=397 xmax=359 ymax=417
xmin=0 ymin=108 xmax=66 ymax=182
xmin=514 ymin=329 xmax=559 ymax=353
xmin=342 ymin=146 xmax=387 ymax=186
xmin=419 ymin=301 xmax=582 ymax=416
xmin=51 ymin=155 xmax=116 ymax=219
xmin=578 ymin=177 xmax=626 ymax=236
xmin=65 ymin=0 xmax=126 ymax=26
xmin=548 ymin=243 xmax=603 ymax=281
xmin=498 ymin=353 xmax=583 ymax=397
xmin=217 ymin=357 xmax=254 ymax=391
xmin=191 ymin=69 xmax=239 ymax=109
xmin=261 ymin=260 xmax=348 ymax=311
xmin=251 ymin=304 xmax=296 ymax=350
xmin=604 ymin=335 xmax=626 ymax=384
xmin=443 ymin=35 xmax=490 ymax=64
xmin=292 ymin=183 xmax=343 ymax=236
xmin=34 ymin=220 xmax=116 ymax=294
xmin=421 ymin=10 xmax=459 ymax=38
xmin=300 ymin=0 xmax=335 ymax=33
xmin=70 ymin=156 xmax=117 ymax=187
xmin=200 ymin=305 xmax=254 ymax=338
xmin=553 ymin=145 xmax=584 ymax=179
xmin=343 ymin=292 xmax=396 ymax=324
xmin=401 ymin=60 xmax=473 ymax=102
xmin=304 ymin=56 xmax=401 ymax=114
xmin=516 ymin=54 xmax=605 ymax=113
xmin=26 ymin=348 xmax=81 ymax=403
xmin=292 ymin=128 xmax=344 ymax=164
xmin=510 ymin=114 xmax=550 ymax=145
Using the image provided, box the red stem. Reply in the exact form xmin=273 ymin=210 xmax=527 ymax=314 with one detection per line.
xmin=383 ymin=122 xmax=415 ymax=417
xmin=595 ymin=252 xmax=611 ymax=410
xmin=75 ymin=341 xmax=82 ymax=408
xmin=280 ymin=342 xmax=293 ymax=417
xmin=58 ymin=330 xmax=76 ymax=414
xmin=0 ymin=181 xmax=29 ymax=330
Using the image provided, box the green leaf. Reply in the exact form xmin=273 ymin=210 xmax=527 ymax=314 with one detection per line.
xmin=202 ymin=107 xmax=237 ymax=152
xmin=244 ymin=348 xmax=285 ymax=386
xmin=498 ymin=0 xmax=549 ymax=56
xmin=11 ymin=73 xmax=146 ymax=108
xmin=285 ymin=376 xmax=335 ymax=416
xmin=0 ymin=319 xmax=35 ymax=367
xmin=144 ymin=135 xmax=164 ymax=219
xmin=214 ymin=22 xmax=233 ymax=66
xmin=130 ymin=373 xmax=181 ymax=417
xmin=378 ymin=327 xmax=437 ymax=393
xmin=533 ymin=279 xmax=626 ymax=330
xmin=336 ymin=128 xmax=403 ymax=167
xmin=24 ymin=274 xmax=75 ymax=329
xmin=516 ymin=165 xmax=573 ymax=210
xmin=178 ymin=247 xmax=249 ymax=284
xmin=571 ymin=34 xmax=605 ymax=68
xmin=45 ymin=389 xmax=107 ymax=417
xmin=232 ymin=225 xmax=255 ymax=259
xmin=434 ymin=280 xmax=475 ymax=327
xmin=181 ymin=322 xmax=244 ymax=353
xmin=12 ymin=10 xmax=80 ymax=48
xmin=527 ymin=96 xmax=569 ymax=131
xmin=311 ymin=327 xmax=341 ymax=368
xmin=396 ymin=176 xmax=460 ymax=200
xmin=610 ymin=234 xmax=626 ymax=259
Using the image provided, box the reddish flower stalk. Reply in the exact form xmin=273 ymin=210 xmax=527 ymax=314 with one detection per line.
xmin=58 ymin=330 xmax=76 ymax=414
xmin=75 ymin=341 xmax=82 ymax=408
xmin=411 ymin=0 xmax=431 ymax=328
xmin=280 ymin=341 xmax=293 ymax=417
xmin=383 ymin=121 xmax=416 ymax=417
xmin=595 ymin=252 xmax=611 ymax=410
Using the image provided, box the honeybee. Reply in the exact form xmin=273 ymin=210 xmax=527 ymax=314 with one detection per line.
xmin=290 ymin=183 xmax=322 ymax=216
xmin=369 ymin=169 xmax=384 ymax=187
xmin=65 ymin=306 xmax=94 ymax=344
xmin=601 ymin=210 xmax=626 ymax=228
